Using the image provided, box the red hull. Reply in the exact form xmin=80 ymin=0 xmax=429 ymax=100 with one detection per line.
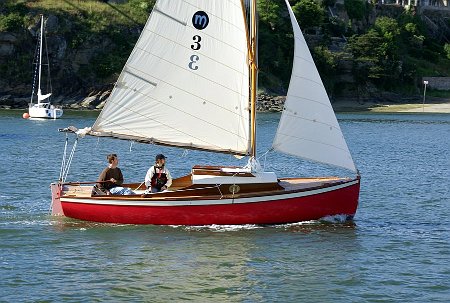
xmin=58 ymin=180 xmax=360 ymax=225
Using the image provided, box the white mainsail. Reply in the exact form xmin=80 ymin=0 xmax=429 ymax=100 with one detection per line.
xmin=272 ymin=0 xmax=356 ymax=173
xmin=91 ymin=0 xmax=250 ymax=155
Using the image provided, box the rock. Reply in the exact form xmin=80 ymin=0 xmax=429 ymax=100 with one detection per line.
xmin=80 ymin=96 xmax=97 ymax=108
xmin=257 ymin=94 xmax=286 ymax=112
xmin=45 ymin=15 xmax=59 ymax=34
xmin=0 ymin=43 xmax=14 ymax=57
xmin=0 ymin=33 xmax=18 ymax=57
xmin=0 ymin=33 xmax=18 ymax=43
xmin=47 ymin=36 xmax=67 ymax=60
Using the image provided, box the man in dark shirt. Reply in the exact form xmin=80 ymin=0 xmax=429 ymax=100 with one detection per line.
xmin=95 ymin=154 xmax=134 ymax=195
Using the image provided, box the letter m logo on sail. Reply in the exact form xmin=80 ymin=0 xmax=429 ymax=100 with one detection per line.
xmin=192 ymin=11 xmax=209 ymax=30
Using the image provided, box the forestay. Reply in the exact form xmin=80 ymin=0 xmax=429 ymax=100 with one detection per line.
xmin=91 ymin=0 xmax=250 ymax=155
xmin=272 ymin=0 xmax=356 ymax=173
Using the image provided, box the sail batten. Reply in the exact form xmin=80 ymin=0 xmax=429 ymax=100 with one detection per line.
xmin=92 ymin=0 xmax=250 ymax=155
xmin=273 ymin=0 xmax=356 ymax=172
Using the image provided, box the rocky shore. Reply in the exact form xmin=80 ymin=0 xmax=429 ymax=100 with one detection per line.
xmin=0 ymin=91 xmax=288 ymax=111
xmin=1 ymin=91 xmax=449 ymax=113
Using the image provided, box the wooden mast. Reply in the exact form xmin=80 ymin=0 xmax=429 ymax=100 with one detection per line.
xmin=249 ymin=0 xmax=257 ymax=158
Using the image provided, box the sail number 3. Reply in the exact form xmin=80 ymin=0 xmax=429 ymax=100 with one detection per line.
xmin=189 ymin=11 xmax=209 ymax=70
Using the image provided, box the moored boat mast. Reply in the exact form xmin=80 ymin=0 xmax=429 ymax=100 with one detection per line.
xmin=37 ymin=15 xmax=44 ymax=105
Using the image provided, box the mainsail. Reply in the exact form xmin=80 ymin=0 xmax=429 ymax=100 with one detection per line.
xmin=91 ymin=0 xmax=250 ymax=155
xmin=272 ymin=0 xmax=356 ymax=173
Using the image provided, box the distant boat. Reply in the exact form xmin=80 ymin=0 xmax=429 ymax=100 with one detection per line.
xmin=50 ymin=0 xmax=360 ymax=225
xmin=28 ymin=15 xmax=63 ymax=119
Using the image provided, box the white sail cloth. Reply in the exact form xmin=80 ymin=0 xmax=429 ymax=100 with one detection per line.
xmin=37 ymin=89 xmax=51 ymax=102
xmin=272 ymin=0 xmax=356 ymax=173
xmin=91 ymin=0 xmax=250 ymax=155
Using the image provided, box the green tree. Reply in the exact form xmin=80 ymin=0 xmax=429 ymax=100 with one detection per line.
xmin=312 ymin=46 xmax=338 ymax=93
xmin=444 ymin=43 xmax=450 ymax=60
xmin=257 ymin=0 xmax=294 ymax=93
xmin=348 ymin=26 xmax=402 ymax=89
xmin=292 ymin=0 xmax=325 ymax=30
xmin=344 ymin=0 xmax=366 ymax=21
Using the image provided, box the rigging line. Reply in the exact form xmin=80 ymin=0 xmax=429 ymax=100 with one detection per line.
xmin=62 ymin=137 xmax=79 ymax=183
xmin=133 ymin=181 xmax=145 ymax=191
xmin=256 ymin=149 xmax=268 ymax=161
xmin=44 ymin=24 xmax=52 ymax=99
xmin=153 ymin=7 xmax=187 ymax=26
xmin=59 ymin=134 xmax=69 ymax=181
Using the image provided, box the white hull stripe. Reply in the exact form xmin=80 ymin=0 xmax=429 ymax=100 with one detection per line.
xmin=61 ymin=180 xmax=359 ymax=207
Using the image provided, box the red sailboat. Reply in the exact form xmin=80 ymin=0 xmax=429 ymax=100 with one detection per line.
xmin=51 ymin=0 xmax=360 ymax=225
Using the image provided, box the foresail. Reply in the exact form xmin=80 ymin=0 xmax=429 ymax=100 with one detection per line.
xmin=91 ymin=0 xmax=250 ymax=155
xmin=272 ymin=0 xmax=356 ymax=172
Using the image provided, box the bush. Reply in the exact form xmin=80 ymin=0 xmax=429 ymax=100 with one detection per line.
xmin=445 ymin=43 xmax=450 ymax=60
xmin=292 ymin=0 xmax=325 ymax=29
xmin=344 ymin=0 xmax=367 ymax=21
xmin=0 ymin=13 xmax=24 ymax=31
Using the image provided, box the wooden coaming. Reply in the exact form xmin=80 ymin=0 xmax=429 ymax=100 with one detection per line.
xmin=191 ymin=165 xmax=254 ymax=177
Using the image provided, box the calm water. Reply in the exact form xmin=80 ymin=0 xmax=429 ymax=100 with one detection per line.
xmin=0 ymin=110 xmax=449 ymax=302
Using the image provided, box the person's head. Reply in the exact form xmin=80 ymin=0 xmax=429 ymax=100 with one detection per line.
xmin=107 ymin=153 xmax=118 ymax=164
xmin=155 ymin=154 xmax=166 ymax=167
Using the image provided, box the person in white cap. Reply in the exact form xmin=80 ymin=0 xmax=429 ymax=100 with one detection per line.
xmin=144 ymin=154 xmax=173 ymax=193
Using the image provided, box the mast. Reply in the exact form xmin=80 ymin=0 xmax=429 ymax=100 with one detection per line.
xmin=37 ymin=15 xmax=44 ymax=105
xmin=249 ymin=0 xmax=258 ymax=158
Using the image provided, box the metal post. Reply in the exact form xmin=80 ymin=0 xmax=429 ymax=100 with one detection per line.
xmin=422 ymin=80 xmax=428 ymax=112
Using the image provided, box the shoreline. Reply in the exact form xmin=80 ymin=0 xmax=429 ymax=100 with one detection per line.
xmin=331 ymin=100 xmax=450 ymax=113
xmin=1 ymin=98 xmax=450 ymax=114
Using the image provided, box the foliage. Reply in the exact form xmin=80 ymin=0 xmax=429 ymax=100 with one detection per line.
xmin=344 ymin=0 xmax=367 ymax=21
xmin=445 ymin=43 xmax=450 ymax=60
xmin=327 ymin=16 xmax=348 ymax=37
xmin=0 ymin=13 xmax=23 ymax=32
xmin=292 ymin=0 xmax=325 ymax=30
xmin=0 ymin=0 xmax=449 ymax=96
xmin=0 ymin=2 xmax=27 ymax=32
xmin=257 ymin=0 xmax=294 ymax=93
xmin=258 ymin=0 xmax=280 ymax=24
xmin=312 ymin=46 xmax=338 ymax=93
xmin=322 ymin=0 xmax=337 ymax=7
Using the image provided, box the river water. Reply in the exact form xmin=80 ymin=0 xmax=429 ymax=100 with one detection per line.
xmin=0 ymin=110 xmax=449 ymax=302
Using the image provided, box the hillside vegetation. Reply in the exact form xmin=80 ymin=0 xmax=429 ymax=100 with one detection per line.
xmin=1 ymin=0 xmax=450 ymax=106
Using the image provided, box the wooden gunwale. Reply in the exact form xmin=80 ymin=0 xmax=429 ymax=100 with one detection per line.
xmin=61 ymin=176 xmax=358 ymax=202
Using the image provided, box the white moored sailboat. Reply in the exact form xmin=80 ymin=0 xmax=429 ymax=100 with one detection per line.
xmin=28 ymin=15 xmax=63 ymax=119
xmin=50 ymin=0 xmax=360 ymax=225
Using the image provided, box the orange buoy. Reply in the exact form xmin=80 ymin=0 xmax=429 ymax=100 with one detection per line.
xmin=22 ymin=112 xmax=30 ymax=119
